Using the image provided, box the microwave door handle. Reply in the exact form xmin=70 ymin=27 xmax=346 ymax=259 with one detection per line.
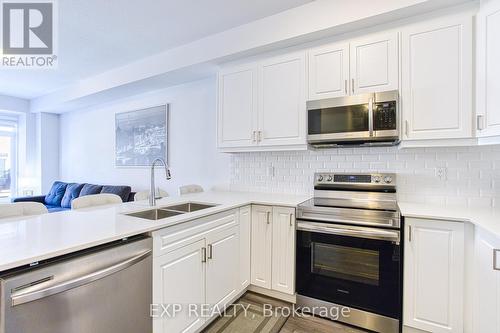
xmin=368 ymin=95 xmax=374 ymax=137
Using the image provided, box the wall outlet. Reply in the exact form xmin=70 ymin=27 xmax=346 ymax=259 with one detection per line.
xmin=436 ymin=167 xmax=447 ymax=181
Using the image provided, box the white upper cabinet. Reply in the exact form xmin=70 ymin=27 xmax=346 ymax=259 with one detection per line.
xmin=308 ymin=33 xmax=398 ymax=99
xmin=217 ymin=65 xmax=257 ymax=148
xmin=404 ymin=218 xmax=464 ymax=333
xmin=477 ymin=0 xmax=500 ymax=138
xmin=308 ymin=42 xmax=350 ymax=100
xmin=350 ymin=31 xmax=399 ymax=94
xmin=473 ymin=227 xmax=500 ymax=333
xmin=217 ymin=52 xmax=307 ymax=152
xmin=259 ymin=52 xmax=307 ymax=147
xmin=401 ymin=14 xmax=473 ymax=140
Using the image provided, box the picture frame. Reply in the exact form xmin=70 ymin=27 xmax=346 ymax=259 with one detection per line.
xmin=115 ymin=104 xmax=168 ymax=167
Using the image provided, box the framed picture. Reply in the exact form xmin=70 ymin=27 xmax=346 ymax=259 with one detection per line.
xmin=115 ymin=104 xmax=168 ymax=167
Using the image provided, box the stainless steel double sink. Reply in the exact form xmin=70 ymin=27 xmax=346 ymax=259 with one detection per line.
xmin=125 ymin=202 xmax=217 ymax=221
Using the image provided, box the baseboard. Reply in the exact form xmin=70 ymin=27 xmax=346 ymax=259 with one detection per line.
xmin=247 ymin=285 xmax=297 ymax=304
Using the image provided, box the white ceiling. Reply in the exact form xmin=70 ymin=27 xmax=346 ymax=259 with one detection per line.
xmin=0 ymin=0 xmax=313 ymax=99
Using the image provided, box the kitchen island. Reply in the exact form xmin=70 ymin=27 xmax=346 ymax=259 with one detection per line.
xmin=0 ymin=191 xmax=309 ymax=272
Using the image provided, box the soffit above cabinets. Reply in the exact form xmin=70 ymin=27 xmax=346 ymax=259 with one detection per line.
xmin=29 ymin=0 xmax=474 ymax=114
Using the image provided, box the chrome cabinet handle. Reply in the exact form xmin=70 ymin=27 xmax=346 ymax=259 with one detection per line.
xmin=408 ymin=225 xmax=412 ymax=242
xmin=258 ymin=131 xmax=262 ymax=142
xmin=494 ymin=249 xmax=500 ymax=271
xmin=477 ymin=115 xmax=485 ymax=131
xmin=344 ymin=79 xmax=348 ymax=95
xmin=405 ymin=120 xmax=410 ymax=138
xmin=266 ymin=211 xmax=271 ymax=224
xmin=252 ymin=131 xmax=256 ymax=142
xmin=351 ymin=78 xmax=355 ymax=94
xmin=201 ymin=247 xmax=207 ymax=263
xmin=207 ymin=244 xmax=213 ymax=259
xmin=289 ymin=214 xmax=294 ymax=227
xmin=10 ymin=249 xmax=151 ymax=307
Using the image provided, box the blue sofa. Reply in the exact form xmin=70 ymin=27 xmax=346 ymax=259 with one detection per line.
xmin=12 ymin=181 xmax=135 ymax=212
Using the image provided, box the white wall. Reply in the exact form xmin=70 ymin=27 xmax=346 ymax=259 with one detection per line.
xmin=37 ymin=113 xmax=60 ymax=193
xmin=230 ymin=145 xmax=500 ymax=208
xmin=59 ymin=78 xmax=230 ymax=196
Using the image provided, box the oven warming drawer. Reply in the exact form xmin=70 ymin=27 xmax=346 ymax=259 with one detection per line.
xmin=296 ymin=294 xmax=400 ymax=333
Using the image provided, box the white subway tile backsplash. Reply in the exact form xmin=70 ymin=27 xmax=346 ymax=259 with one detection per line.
xmin=230 ymin=145 xmax=500 ymax=208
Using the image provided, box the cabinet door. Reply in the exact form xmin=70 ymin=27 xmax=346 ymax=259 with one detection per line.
xmin=350 ymin=31 xmax=398 ymax=94
xmin=153 ymin=240 xmax=206 ymax=333
xmin=259 ymin=52 xmax=307 ymax=147
xmin=251 ymin=205 xmax=273 ymax=289
xmin=271 ymin=207 xmax=295 ymax=295
xmin=404 ymin=218 xmax=464 ymax=333
xmin=217 ymin=65 xmax=258 ymax=148
xmin=206 ymin=225 xmax=239 ymax=311
xmin=239 ymin=206 xmax=251 ymax=289
xmin=401 ymin=15 xmax=473 ymax=140
xmin=474 ymin=227 xmax=500 ymax=333
xmin=477 ymin=0 xmax=500 ymax=137
xmin=308 ymin=43 xmax=350 ymax=100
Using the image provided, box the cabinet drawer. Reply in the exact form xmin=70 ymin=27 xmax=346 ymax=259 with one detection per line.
xmin=152 ymin=209 xmax=238 ymax=257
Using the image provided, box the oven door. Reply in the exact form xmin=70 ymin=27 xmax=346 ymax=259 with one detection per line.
xmin=296 ymin=221 xmax=401 ymax=319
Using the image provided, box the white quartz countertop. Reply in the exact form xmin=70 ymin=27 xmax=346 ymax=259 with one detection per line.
xmin=3 ymin=190 xmax=499 ymax=273
xmin=0 ymin=191 xmax=309 ymax=272
xmin=398 ymin=202 xmax=500 ymax=237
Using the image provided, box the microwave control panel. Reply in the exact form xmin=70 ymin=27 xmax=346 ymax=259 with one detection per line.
xmin=374 ymin=101 xmax=397 ymax=130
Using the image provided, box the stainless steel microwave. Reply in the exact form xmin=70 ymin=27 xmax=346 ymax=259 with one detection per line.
xmin=307 ymin=90 xmax=400 ymax=148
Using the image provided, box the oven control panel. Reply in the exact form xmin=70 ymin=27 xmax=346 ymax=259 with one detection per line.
xmin=314 ymin=173 xmax=396 ymax=186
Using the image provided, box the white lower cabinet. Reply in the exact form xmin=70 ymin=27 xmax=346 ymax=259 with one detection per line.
xmin=403 ymin=218 xmax=464 ymax=333
xmin=152 ymin=205 xmax=296 ymax=333
xmin=271 ymin=207 xmax=295 ymax=294
xmin=206 ymin=226 xmax=239 ymax=310
xmin=251 ymin=205 xmax=295 ymax=295
xmin=250 ymin=205 xmax=273 ymax=289
xmin=153 ymin=239 xmax=206 ymax=333
xmin=473 ymin=227 xmax=500 ymax=333
xmin=152 ymin=210 xmax=242 ymax=333
xmin=239 ymin=206 xmax=251 ymax=289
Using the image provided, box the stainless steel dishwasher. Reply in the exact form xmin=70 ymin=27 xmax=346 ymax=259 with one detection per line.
xmin=0 ymin=235 xmax=152 ymax=333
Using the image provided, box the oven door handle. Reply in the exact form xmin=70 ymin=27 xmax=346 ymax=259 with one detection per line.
xmin=297 ymin=221 xmax=400 ymax=243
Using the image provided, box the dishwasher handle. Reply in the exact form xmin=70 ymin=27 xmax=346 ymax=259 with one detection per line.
xmin=10 ymin=249 xmax=152 ymax=307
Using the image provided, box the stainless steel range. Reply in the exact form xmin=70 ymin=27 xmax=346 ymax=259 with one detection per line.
xmin=296 ymin=173 xmax=402 ymax=333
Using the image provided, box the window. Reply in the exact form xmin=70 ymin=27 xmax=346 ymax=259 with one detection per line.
xmin=0 ymin=116 xmax=18 ymax=199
